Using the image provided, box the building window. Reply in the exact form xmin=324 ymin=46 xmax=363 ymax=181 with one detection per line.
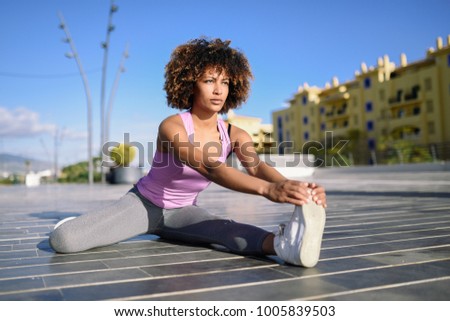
xmin=302 ymin=96 xmax=308 ymax=105
xmin=367 ymin=121 xmax=374 ymax=131
xmin=368 ymin=138 xmax=376 ymax=150
xmin=277 ymin=116 xmax=283 ymax=142
xmin=413 ymin=106 xmax=421 ymax=115
xmin=366 ymin=102 xmax=373 ymax=112
xmin=448 ymin=54 xmax=450 ymax=67
xmin=320 ymin=106 xmax=325 ymax=115
xmin=304 ymin=132 xmax=309 ymax=140
xmin=424 ymin=78 xmax=432 ymax=91
xmin=426 ymin=100 xmax=434 ymax=113
xmin=364 ymin=77 xmax=371 ymax=89
xmin=303 ymin=116 xmax=308 ymax=125
xmin=320 ymin=123 xmax=325 ymax=130
xmin=428 ymin=121 xmax=435 ymax=135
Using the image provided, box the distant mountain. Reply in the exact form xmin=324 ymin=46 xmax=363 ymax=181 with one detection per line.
xmin=0 ymin=153 xmax=53 ymax=175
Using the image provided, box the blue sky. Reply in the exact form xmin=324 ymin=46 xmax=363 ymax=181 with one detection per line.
xmin=0 ymin=0 xmax=449 ymax=167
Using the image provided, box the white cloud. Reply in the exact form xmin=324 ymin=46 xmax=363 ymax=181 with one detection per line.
xmin=59 ymin=127 xmax=87 ymax=140
xmin=0 ymin=106 xmax=56 ymax=137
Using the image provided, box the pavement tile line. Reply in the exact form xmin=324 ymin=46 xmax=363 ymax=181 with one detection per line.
xmin=0 ymin=248 xmax=214 ymax=268
xmin=320 ymin=244 xmax=450 ymax=261
xmin=0 ymin=256 xmax=246 ymax=283
xmin=323 ymin=226 xmax=450 ymax=241
xmin=260 ymin=219 xmax=448 ymax=233
xmin=1 ymin=245 xmax=448 ymax=298
xmin=325 ymin=210 xmax=430 ymax=220
xmin=260 ymin=212 xmax=449 ymax=231
xmin=107 ymin=257 xmax=450 ymax=301
xmin=325 ymin=214 xmax=450 ymax=228
xmin=296 ymin=276 xmax=450 ymax=301
xmin=324 ymin=219 xmax=450 ymax=233
xmin=322 ymin=234 xmax=450 ymax=250
xmin=0 ymin=262 xmax=280 ymax=297
xmin=0 ymin=242 xmax=183 ymax=261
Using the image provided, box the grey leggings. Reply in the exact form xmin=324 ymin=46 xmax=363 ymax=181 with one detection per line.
xmin=49 ymin=187 xmax=271 ymax=256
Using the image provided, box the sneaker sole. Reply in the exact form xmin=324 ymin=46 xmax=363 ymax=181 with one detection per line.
xmin=298 ymin=202 xmax=326 ymax=268
xmin=54 ymin=216 xmax=76 ymax=230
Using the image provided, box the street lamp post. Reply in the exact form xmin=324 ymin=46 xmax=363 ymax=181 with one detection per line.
xmin=53 ymin=127 xmax=65 ymax=182
xmin=100 ymin=0 xmax=118 ymax=183
xmin=105 ymin=43 xmax=129 ymax=145
xmin=58 ymin=12 xmax=94 ymax=185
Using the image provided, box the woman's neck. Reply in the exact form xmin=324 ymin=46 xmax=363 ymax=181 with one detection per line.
xmin=190 ymin=107 xmax=218 ymax=129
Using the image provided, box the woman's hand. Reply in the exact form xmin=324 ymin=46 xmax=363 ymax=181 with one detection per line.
xmin=263 ymin=180 xmax=327 ymax=208
xmin=307 ymin=182 xmax=327 ymax=208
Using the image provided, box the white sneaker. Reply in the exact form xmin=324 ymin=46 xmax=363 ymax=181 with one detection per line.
xmin=274 ymin=202 xmax=326 ymax=267
xmin=54 ymin=216 xmax=76 ymax=230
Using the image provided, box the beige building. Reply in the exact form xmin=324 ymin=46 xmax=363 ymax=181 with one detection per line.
xmin=272 ymin=35 xmax=450 ymax=164
xmin=225 ymin=110 xmax=274 ymax=153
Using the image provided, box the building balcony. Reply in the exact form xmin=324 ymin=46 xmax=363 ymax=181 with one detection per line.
xmin=325 ymin=127 xmax=350 ymax=138
xmin=389 ymin=95 xmax=421 ymax=107
xmin=388 ymin=86 xmax=421 ymax=106
xmin=323 ymin=104 xmax=348 ymax=120
xmin=324 ymin=119 xmax=350 ymax=138
xmin=325 ymin=112 xmax=349 ymax=121
xmin=320 ymin=92 xmax=350 ymax=104
xmin=388 ymin=114 xmax=422 ymax=130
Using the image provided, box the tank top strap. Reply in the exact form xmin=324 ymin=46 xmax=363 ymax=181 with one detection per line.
xmin=179 ymin=111 xmax=195 ymax=142
xmin=217 ymin=117 xmax=232 ymax=158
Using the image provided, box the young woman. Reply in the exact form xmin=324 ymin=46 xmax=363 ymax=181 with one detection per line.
xmin=50 ymin=38 xmax=327 ymax=268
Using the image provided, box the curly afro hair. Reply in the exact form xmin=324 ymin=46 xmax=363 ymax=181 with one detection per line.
xmin=164 ymin=38 xmax=253 ymax=114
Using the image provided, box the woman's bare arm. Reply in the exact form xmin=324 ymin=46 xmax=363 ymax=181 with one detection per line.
xmin=230 ymin=125 xmax=327 ymax=207
xmin=158 ymin=116 xmax=314 ymax=206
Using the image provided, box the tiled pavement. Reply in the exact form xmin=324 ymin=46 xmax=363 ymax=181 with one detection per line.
xmin=0 ymin=167 xmax=449 ymax=300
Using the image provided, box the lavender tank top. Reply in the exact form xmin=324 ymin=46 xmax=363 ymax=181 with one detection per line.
xmin=136 ymin=111 xmax=232 ymax=209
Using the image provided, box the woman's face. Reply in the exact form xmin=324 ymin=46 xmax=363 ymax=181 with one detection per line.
xmin=192 ymin=67 xmax=229 ymax=113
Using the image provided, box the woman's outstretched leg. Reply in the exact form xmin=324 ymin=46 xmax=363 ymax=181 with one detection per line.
xmin=158 ymin=206 xmax=271 ymax=256
xmin=49 ymin=191 xmax=157 ymax=253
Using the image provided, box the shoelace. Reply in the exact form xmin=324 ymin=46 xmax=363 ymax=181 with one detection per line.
xmin=278 ymin=223 xmax=286 ymax=236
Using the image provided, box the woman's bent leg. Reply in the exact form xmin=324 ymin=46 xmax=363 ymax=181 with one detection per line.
xmin=159 ymin=206 xmax=271 ymax=256
xmin=49 ymin=192 xmax=156 ymax=253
